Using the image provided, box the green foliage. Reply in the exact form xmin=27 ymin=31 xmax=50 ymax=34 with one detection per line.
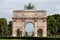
xmin=26 ymin=32 xmax=27 ymax=36
xmin=17 ymin=29 xmax=22 ymax=37
xmin=8 ymin=21 xmax=12 ymax=37
xmin=0 ymin=39 xmax=26 ymax=40
xmin=47 ymin=14 xmax=60 ymax=36
xmin=0 ymin=18 xmax=7 ymax=37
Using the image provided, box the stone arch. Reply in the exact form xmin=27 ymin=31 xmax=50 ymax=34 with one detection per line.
xmin=25 ymin=21 xmax=34 ymax=27
xmin=17 ymin=29 xmax=22 ymax=37
xmin=24 ymin=22 xmax=34 ymax=36
xmin=12 ymin=4 xmax=47 ymax=37
xmin=37 ymin=29 xmax=43 ymax=36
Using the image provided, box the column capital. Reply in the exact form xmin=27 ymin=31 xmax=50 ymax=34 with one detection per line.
xmin=13 ymin=19 xmax=16 ymax=22
xmin=22 ymin=19 xmax=25 ymax=22
xmin=43 ymin=18 xmax=46 ymax=22
xmin=34 ymin=18 xmax=37 ymax=22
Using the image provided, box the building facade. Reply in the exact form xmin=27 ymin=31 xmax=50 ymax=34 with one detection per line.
xmin=12 ymin=4 xmax=47 ymax=37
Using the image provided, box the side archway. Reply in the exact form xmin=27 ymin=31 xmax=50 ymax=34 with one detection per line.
xmin=17 ymin=29 xmax=22 ymax=37
xmin=37 ymin=29 xmax=43 ymax=37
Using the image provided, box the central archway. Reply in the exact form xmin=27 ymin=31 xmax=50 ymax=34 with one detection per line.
xmin=25 ymin=23 xmax=34 ymax=36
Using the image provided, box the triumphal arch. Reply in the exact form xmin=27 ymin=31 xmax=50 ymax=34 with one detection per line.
xmin=12 ymin=3 xmax=47 ymax=37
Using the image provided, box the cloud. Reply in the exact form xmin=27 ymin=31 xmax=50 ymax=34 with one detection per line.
xmin=0 ymin=0 xmax=60 ymax=22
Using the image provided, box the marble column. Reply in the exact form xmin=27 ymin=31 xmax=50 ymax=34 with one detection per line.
xmin=34 ymin=22 xmax=37 ymax=37
xmin=12 ymin=21 xmax=17 ymax=37
xmin=22 ymin=21 xmax=25 ymax=37
xmin=43 ymin=20 xmax=47 ymax=37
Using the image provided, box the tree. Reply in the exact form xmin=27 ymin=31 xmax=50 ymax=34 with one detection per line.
xmin=47 ymin=14 xmax=60 ymax=36
xmin=0 ymin=18 xmax=7 ymax=37
xmin=8 ymin=21 xmax=12 ymax=36
xmin=47 ymin=16 xmax=56 ymax=36
xmin=32 ymin=31 xmax=34 ymax=37
xmin=25 ymin=32 xmax=28 ymax=37
xmin=17 ymin=29 xmax=22 ymax=37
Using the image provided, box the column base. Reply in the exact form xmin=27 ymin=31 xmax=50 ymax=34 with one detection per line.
xmin=34 ymin=32 xmax=37 ymax=37
xmin=12 ymin=34 xmax=17 ymax=37
xmin=43 ymin=34 xmax=47 ymax=37
xmin=22 ymin=32 xmax=25 ymax=37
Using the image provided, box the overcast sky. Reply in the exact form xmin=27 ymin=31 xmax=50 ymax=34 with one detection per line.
xmin=0 ymin=0 xmax=60 ymax=22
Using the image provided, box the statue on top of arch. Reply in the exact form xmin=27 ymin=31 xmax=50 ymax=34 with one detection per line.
xmin=24 ymin=3 xmax=36 ymax=10
xmin=26 ymin=3 xmax=33 ymax=9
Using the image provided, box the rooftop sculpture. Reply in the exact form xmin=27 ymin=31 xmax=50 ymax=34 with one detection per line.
xmin=26 ymin=3 xmax=33 ymax=9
